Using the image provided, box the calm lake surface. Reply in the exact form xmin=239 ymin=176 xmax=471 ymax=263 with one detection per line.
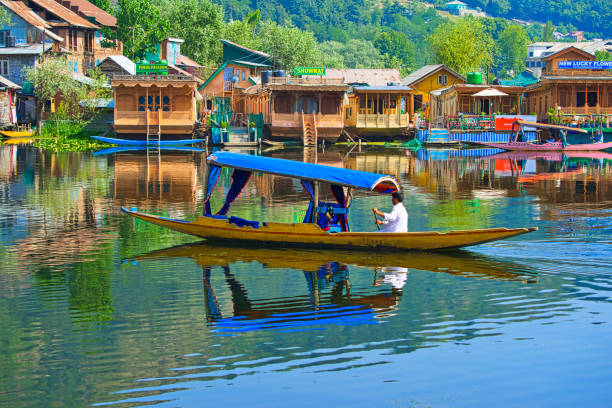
xmin=1 ymin=144 xmax=611 ymax=407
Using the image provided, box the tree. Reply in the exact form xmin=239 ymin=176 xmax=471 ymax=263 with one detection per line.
xmin=497 ymin=24 xmax=529 ymax=77
xmin=23 ymin=56 xmax=78 ymax=133
xmin=257 ymin=21 xmax=322 ymax=69
xmin=90 ymin=0 xmax=112 ymax=13
xmin=102 ymin=0 xmax=170 ymax=59
xmin=542 ymin=20 xmax=555 ymax=42
xmin=595 ymin=50 xmax=611 ymax=61
xmin=374 ymin=30 xmax=416 ymax=72
xmin=164 ymin=0 xmax=224 ymax=66
xmin=428 ymin=17 xmax=495 ymax=76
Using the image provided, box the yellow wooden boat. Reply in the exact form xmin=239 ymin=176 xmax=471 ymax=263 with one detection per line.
xmin=1 ymin=130 xmax=36 ymax=138
xmin=123 ymin=152 xmax=537 ymax=251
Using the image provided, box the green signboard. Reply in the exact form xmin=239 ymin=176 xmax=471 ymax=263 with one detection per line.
xmin=136 ymin=60 xmax=169 ymax=75
xmin=294 ymin=67 xmax=326 ymax=76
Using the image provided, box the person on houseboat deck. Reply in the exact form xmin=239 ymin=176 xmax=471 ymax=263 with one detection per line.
xmin=372 ymin=192 xmax=408 ymax=232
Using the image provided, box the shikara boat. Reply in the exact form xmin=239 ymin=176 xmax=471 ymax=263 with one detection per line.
xmin=92 ymin=146 xmax=206 ymax=155
xmin=91 ymin=135 xmax=206 ymax=146
xmin=473 ymin=120 xmax=612 ymax=151
xmin=1 ymin=130 xmax=36 ymax=138
xmin=122 ymin=152 xmax=536 ymax=251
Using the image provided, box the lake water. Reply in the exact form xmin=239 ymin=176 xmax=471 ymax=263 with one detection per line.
xmin=1 ymin=144 xmax=611 ymax=407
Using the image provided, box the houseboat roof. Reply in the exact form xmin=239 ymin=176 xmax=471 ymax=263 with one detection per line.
xmin=352 ymin=85 xmax=412 ymax=92
xmin=263 ymin=77 xmax=349 ymax=92
xmin=220 ymin=39 xmax=271 ymax=59
xmin=56 ymin=0 xmax=116 ymax=26
xmin=176 ymin=54 xmax=201 ymax=68
xmin=207 ymin=152 xmax=400 ymax=193
xmin=111 ymin=75 xmax=198 ymax=87
xmin=325 ymin=68 xmax=401 ymax=87
xmin=403 ymin=64 xmax=465 ymax=86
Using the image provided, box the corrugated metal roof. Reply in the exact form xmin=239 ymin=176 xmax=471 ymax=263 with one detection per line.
xmin=325 ymin=68 xmax=401 ymax=87
xmin=221 ymin=39 xmax=271 ymax=58
xmin=402 ymin=64 xmax=465 ymax=86
xmin=352 ymin=85 xmax=412 ymax=91
xmin=55 ymin=0 xmax=116 ymax=26
xmin=0 ymin=44 xmax=52 ymax=54
xmin=0 ymin=74 xmax=21 ymax=89
xmin=0 ymin=0 xmax=64 ymax=42
xmin=27 ymin=0 xmax=98 ymax=28
xmin=176 ymin=54 xmax=201 ymax=68
xmin=100 ymin=55 xmax=136 ymax=75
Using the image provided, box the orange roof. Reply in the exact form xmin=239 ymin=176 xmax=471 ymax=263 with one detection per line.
xmin=0 ymin=0 xmax=64 ymax=41
xmin=55 ymin=0 xmax=116 ymax=26
xmin=26 ymin=0 xmax=98 ymax=28
xmin=176 ymin=54 xmax=201 ymax=68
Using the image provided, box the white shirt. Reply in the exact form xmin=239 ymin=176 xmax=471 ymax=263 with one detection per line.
xmin=381 ymin=203 xmax=408 ymax=232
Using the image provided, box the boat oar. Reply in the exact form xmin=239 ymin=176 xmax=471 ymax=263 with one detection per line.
xmin=373 ymin=209 xmax=380 ymax=231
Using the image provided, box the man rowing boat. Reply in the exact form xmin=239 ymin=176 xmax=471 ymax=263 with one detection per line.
xmin=372 ymin=192 xmax=408 ymax=232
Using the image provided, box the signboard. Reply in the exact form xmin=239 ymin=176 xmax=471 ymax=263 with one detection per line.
xmin=558 ymin=60 xmax=612 ymax=69
xmin=294 ymin=67 xmax=326 ymax=76
xmin=495 ymin=115 xmax=537 ymax=131
xmin=136 ymin=61 xmax=169 ymax=75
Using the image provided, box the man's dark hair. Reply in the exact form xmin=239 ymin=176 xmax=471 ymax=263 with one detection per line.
xmin=391 ymin=192 xmax=403 ymax=202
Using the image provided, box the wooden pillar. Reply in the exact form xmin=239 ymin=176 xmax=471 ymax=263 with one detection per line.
xmin=313 ymin=181 xmax=319 ymax=224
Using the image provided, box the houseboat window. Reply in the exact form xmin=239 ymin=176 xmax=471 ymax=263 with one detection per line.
xmin=0 ymin=59 xmax=8 ymax=76
xmin=576 ymin=92 xmax=586 ymax=107
xmin=400 ymin=97 xmax=406 ymax=114
xmin=242 ymin=70 xmax=246 ymax=81
xmin=359 ymin=97 xmax=366 ymax=109
xmin=138 ymin=96 xmax=146 ymax=111
xmin=438 ymin=75 xmax=448 ymax=85
xmin=163 ymin=96 xmax=170 ymax=111
xmin=322 ymin=97 xmax=337 ymax=114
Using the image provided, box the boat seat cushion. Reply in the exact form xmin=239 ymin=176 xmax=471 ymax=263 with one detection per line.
xmin=229 ymin=216 xmax=261 ymax=229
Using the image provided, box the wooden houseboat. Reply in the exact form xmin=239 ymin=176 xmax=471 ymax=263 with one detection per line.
xmin=525 ymin=46 xmax=612 ymax=122
xmin=111 ymin=75 xmax=198 ymax=138
xmin=344 ymin=85 xmax=414 ymax=138
xmin=245 ymin=76 xmax=349 ymax=144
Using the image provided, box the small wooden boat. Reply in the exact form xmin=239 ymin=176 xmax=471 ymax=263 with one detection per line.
xmin=473 ymin=120 xmax=612 ymax=151
xmin=123 ymin=152 xmax=536 ymax=251
xmin=1 ymin=130 xmax=36 ymax=138
xmin=90 ymin=135 xmax=206 ymax=146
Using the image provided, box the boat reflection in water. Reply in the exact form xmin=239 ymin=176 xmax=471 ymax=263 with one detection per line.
xmin=132 ymin=243 xmax=536 ymax=334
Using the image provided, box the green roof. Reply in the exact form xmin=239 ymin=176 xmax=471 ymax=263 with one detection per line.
xmin=500 ymin=71 xmax=539 ymax=87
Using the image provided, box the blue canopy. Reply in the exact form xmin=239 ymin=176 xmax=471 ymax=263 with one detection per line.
xmin=207 ymin=152 xmax=399 ymax=193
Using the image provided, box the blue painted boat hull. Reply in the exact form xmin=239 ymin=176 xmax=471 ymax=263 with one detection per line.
xmin=92 ymin=146 xmax=206 ymax=155
xmin=91 ymin=136 xmax=205 ymax=146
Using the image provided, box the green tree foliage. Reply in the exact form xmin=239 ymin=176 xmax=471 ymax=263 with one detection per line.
xmin=428 ymin=17 xmax=494 ymax=76
xmin=496 ymin=24 xmax=530 ymax=78
xmin=90 ymin=0 xmax=112 ymax=13
xmin=257 ymin=21 xmax=322 ymax=69
xmin=163 ymin=0 xmax=225 ymax=66
xmin=374 ymin=31 xmax=416 ymax=73
xmin=319 ymin=39 xmax=384 ymax=69
xmin=595 ymin=50 xmax=611 ymax=61
xmin=542 ymin=20 xmax=555 ymax=42
xmin=102 ymin=0 xmax=170 ymax=59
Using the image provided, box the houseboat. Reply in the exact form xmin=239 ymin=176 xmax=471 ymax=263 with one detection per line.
xmin=525 ymin=46 xmax=612 ymax=122
xmin=111 ymin=75 xmax=198 ymax=139
xmin=245 ymin=76 xmax=349 ymax=144
xmin=324 ymin=69 xmax=414 ymax=139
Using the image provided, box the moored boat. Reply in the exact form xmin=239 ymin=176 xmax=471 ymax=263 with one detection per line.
xmin=1 ymin=130 xmax=36 ymax=138
xmin=90 ymin=135 xmax=206 ymax=146
xmin=123 ymin=152 xmax=536 ymax=250
xmin=473 ymin=120 xmax=612 ymax=151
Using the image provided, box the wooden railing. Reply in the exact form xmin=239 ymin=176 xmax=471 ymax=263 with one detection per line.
xmin=115 ymin=110 xmax=194 ymax=124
